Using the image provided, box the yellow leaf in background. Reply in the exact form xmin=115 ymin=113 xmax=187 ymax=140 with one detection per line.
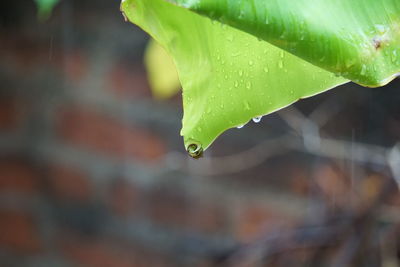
xmin=145 ymin=39 xmax=180 ymax=99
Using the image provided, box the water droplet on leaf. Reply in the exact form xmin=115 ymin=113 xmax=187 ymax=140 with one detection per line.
xmin=252 ymin=116 xmax=262 ymax=123
xmin=244 ymin=101 xmax=251 ymax=110
xmin=360 ymin=64 xmax=367 ymax=75
xmin=246 ymin=81 xmax=252 ymax=89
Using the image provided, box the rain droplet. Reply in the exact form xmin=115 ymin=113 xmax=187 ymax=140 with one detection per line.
xmin=187 ymin=142 xmax=203 ymax=159
xmin=234 ymin=81 xmax=239 ymax=87
xmin=244 ymin=101 xmax=251 ymax=110
xmin=360 ymin=64 xmax=367 ymax=75
xmin=278 ymin=60 xmax=283 ymax=68
xmin=239 ymin=70 xmax=244 ymax=76
xmin=252 ymin=116 xmax=262 ymax=123
xmin=392 ymin=50 xmax=397 ymax=62
xmin=263 ymin=67 xmax=269 ymax=73
xmin=375 ymin=24 xmax=386 ymax=34
xmin=246 ymin=81 xmax=252 ymax=89
xmin=248 ymin=60 xmax=254 ymax=66
xmin=237 ymin=124 xmax=245 ymax=129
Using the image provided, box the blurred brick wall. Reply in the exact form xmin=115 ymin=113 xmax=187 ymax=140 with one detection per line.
xmin=0 ymin=1 xmax=399 ymax=266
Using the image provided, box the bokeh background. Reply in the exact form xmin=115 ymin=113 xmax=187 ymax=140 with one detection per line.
xmin=1 ymin=1 xmax=400 ymax=266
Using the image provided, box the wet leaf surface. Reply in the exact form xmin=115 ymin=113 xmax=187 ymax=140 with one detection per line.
xmin=121 ymin=0 xmax=348 ymax=155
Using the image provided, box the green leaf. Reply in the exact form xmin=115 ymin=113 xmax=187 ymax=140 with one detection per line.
xmin=145 ymin=39 xmax=181 ymax=99
xmin=121 ymin=0 xmax=347 ymax=156
xmin=169 ymin=0 xmax=400 ymax=87
xmin=34 ymin=0 xmax=60 ymax=21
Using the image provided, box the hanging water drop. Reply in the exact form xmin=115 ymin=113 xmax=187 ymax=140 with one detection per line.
xmin=187 ymin=142 xmax=203 ymax=159
xmin=252 ymin=116 xmax=262 ymax=123
xmin=236 ymin=124 xmax=245 ymax=129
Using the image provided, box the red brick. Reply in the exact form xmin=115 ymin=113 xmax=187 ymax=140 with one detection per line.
xmin=189 ymin=202 xmax=228 ymax=234
xmin=144 ymin=189 xmax=228 ymax=233
xmin=108 ymin=63 xmax=151 ymax=98
xmin=48 ymin=164 xmax=93 ymax=201
xmin=0 ymin=210 xmax=41 ymax=253
xmin=0 ymin=99 xmax=25 ymax=131
xmin=313 ymin=164 xmax=350 ymax=207
xmin=144 ymin=188 xmax=189 ymax=227
xmin=0 ymin=37 xmax=44 ymax=73
xmin=63 ymin=50 xmax=88 ymax=84
xmin=289 ymin=166 xmax=310 ymax=196
xmin=234 ymin=205 xmax=293 ymax=241
xmin=60 ymin=236 xmax=169 ymax=267
xmin=0 ymin=35 xmax=91 ymax=87
xmin=56 ymin=107 xmax=166 ymax=162
xmin=108 ymin=178 xmax=138 ymax=217
xmin=0 ymin=159 xmax=40 ymax=194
